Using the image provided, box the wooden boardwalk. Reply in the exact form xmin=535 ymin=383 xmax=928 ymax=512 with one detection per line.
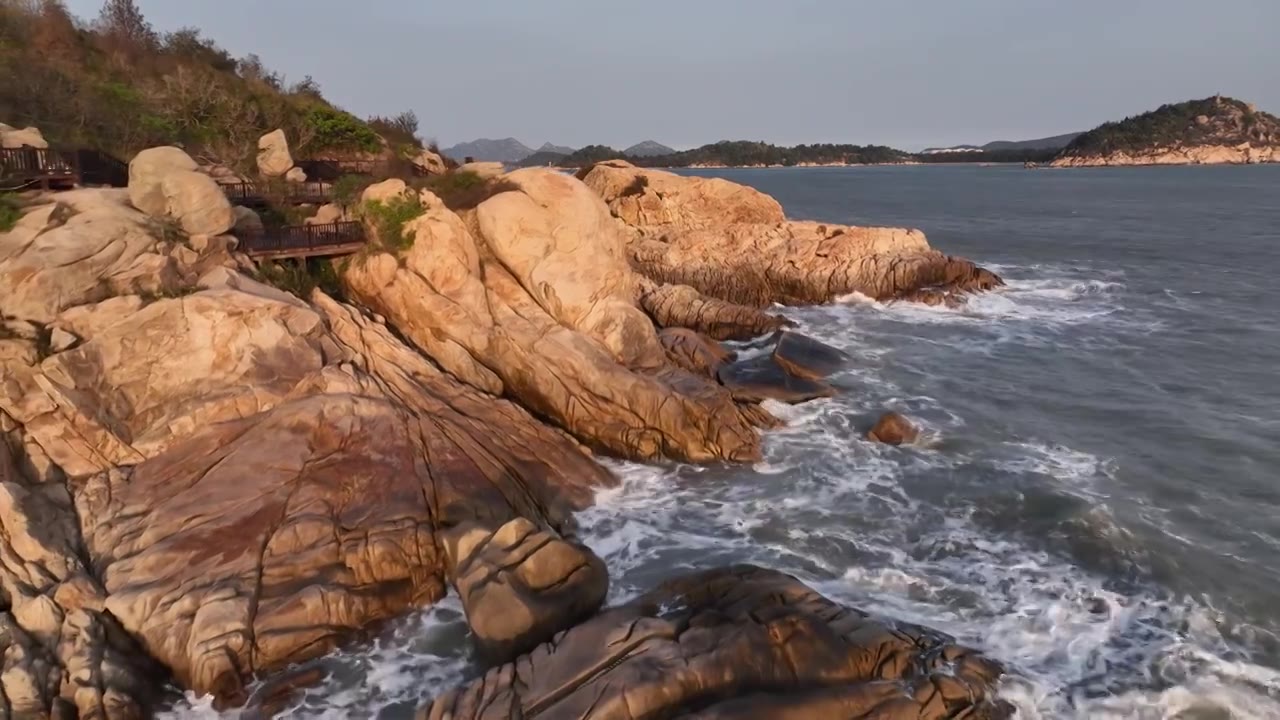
xmin=1 ymin=147 xmax=128 ymax=190
xmin=238 ymin=221 xmax=367 ymax=260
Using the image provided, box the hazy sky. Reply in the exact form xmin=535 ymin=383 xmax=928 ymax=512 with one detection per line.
xmin=67 ymin=0 xmax=1280 ymax=150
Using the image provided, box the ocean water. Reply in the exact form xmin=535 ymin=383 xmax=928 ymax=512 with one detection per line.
xmin=169 ymin=165 xmax=1280 ymax=718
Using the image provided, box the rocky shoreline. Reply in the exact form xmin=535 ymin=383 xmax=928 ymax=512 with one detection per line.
xmin=1 ymin=139 xmax=1008 ymax=718
xmin=1051 ymin=143 xmax=1280 ymax=167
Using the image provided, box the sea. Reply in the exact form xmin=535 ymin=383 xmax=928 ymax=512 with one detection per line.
xmin=169 ymin=164 xmax=1280 ymax=719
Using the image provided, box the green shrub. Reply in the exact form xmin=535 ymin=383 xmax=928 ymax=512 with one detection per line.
xmin=332 ymin=174 xmax=373 ymax=208
xmin=363 ymin=194 xmax=424 ymax=252
xmin=417 ymin=171 xmax=518 ymax=211
xmin=0 ymin=194 xmax=20 ymax=232
xmin=304 ymin=106 xmax=381 ymax=153
xmin=255 ymin=258 xmax=344 ymax=299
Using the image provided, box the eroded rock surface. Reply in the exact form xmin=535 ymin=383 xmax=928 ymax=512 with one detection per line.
xmin=343 ymin=169 xmax=764 ymax=463
xmin=444 ymin=518 xmax=607 ymax=664
xmin=421 ymin=565 xmax=1010 ymax=720
xmin=580 ymin=159 xmax=785 ymax=229
xmin=580 ymin=161 xmax=1002 ymax=307
xmin=638 ymin=279 xmax=789 ymax=341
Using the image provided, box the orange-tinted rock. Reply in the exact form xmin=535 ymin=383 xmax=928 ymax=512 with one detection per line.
xmin=867 ymin=411 xmax=920 ymax=445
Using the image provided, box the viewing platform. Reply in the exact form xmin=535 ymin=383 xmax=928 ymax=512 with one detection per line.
xmin=238 ymin=221 xmax=367 ymax=260
xmin=0 ymin=147 xmax=128 ymax=190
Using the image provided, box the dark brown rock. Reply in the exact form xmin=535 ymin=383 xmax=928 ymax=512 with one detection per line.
xmin=772 ymin=331 xmax=850 ymax=380
xmin=658 ymin=328 xmax=735 ymax=379
xmin=867 ymin=411 xmax=920 ymax=445
xmin=718 ymin=354 xmax=837 ymax=404
xmin=419 ymin=565 xmax=1010 ymax=720
xmin=444 ymin=518 xmax=608 ymax=664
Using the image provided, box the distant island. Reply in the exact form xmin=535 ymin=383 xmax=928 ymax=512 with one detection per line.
xmin=445 ymin=97 xmax=1280 ymax=170
xmin=1052 ymin=96 xmax=1280 ymax=167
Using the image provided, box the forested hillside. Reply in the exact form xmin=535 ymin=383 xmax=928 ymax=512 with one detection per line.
xmin=0 ymin=0 xmax=424 ymax=171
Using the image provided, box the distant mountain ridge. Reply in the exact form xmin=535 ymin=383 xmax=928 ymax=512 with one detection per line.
xmin=624 ymin=140 xmax=676 ymax=157
xmin=440 ymin=137 xmax=535 ymax=163
xmin=539 ymin=142 xmax=576 ymax=155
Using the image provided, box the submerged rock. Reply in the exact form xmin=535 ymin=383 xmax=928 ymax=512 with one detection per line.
xmin=772 ymin=330 xmax=851 ymax=379
xmin=421 ymin=565 xmax=1010 ymax=720
xmin=867 ymin=411 xmax=920 ymax=446
xmin=718 ymin=353 xmax=837 ymax=404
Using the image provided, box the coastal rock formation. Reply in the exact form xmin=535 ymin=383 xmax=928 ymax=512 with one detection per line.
xmin=1052 ymin=96 xmax=1280 ymax=167
xmin=1 ymin=182 xmax=630 ymax=714
xmin=638 ymin=279 xmax=789 ymax=341
xmin=658 ymin=328 xmax=735 ymax=379
xmin=580 ymin=159 xmax=784 ymax=229
xmin=580 ymin=161 xmax=1002 ymax=306
xmin=421 ymin=565 xmax=1010 ymax=720
xmin=256 ymin=129 xmax=294 ymax=177
xmin=1051 ymin=144 xmax=1280 ymax=167
xmin=284 ymin=166 xmax=308 ymax=183
xmin=627 ymin=220 xmax=1001 ymax=306
xmin=342 ymin=168 xmax=765 ymax=463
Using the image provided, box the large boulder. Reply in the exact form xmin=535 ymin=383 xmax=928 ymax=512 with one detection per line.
xmin=0 ymin=125 xmax=49 ymax=149
xmin=159 ymin=170 xmax=236 ymax=235
xmin=413 ymin=148 xmax=448 ymax=175
xmin=478 ymin=168 xmax=663 ymax=367
xmin=422 ymin=565 xmax=1010 ymax=720
xmin=342 ymin=173 xmax=764 ymax=463
xmin=444 ymin=518 xmax=608 ymax=664
xmin=0 ymin=190 xmax=183 ymax=323
xmin=284 ymin=166 xmax=307 ymax=184
xmin=256 ymin=129 xmax=294 ymax=177
xmin=579 ymin=160 xmax=785 ymax=229
xmin=128 ymin=146 xmax=200 ymax=217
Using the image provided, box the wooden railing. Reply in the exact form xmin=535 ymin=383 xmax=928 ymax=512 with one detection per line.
xmin=221 ymin=181 xmax=334 ymax=207
xmin=238 ymin=221 xmax=366 ymax=259
xmin=1 ymin=147 xmax=128 ymax=189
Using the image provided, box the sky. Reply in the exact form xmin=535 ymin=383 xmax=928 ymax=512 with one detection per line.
xmin=67 ymin=0 xmax=1280 ymax=151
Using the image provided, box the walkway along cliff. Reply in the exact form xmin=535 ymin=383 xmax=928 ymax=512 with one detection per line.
xmin=0 ymin=139 xmax=1012 ymax=718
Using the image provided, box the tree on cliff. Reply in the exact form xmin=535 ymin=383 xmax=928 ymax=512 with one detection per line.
xmin=95 ymin=0 xmax=157 ymax=53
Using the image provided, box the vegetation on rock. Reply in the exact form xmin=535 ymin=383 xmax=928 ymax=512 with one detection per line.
xmin=0 ymin=193 xmax=20 ymax=232
xmin=416 ymin=170 xmax=519 ymax=211
xmin=363 ymin=194 xmax=425 ymax=252
xmin=0 ymin=0 xmax=412 ymax=170
xmin=1059 ymin=96 xmax=1280 ymax=158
